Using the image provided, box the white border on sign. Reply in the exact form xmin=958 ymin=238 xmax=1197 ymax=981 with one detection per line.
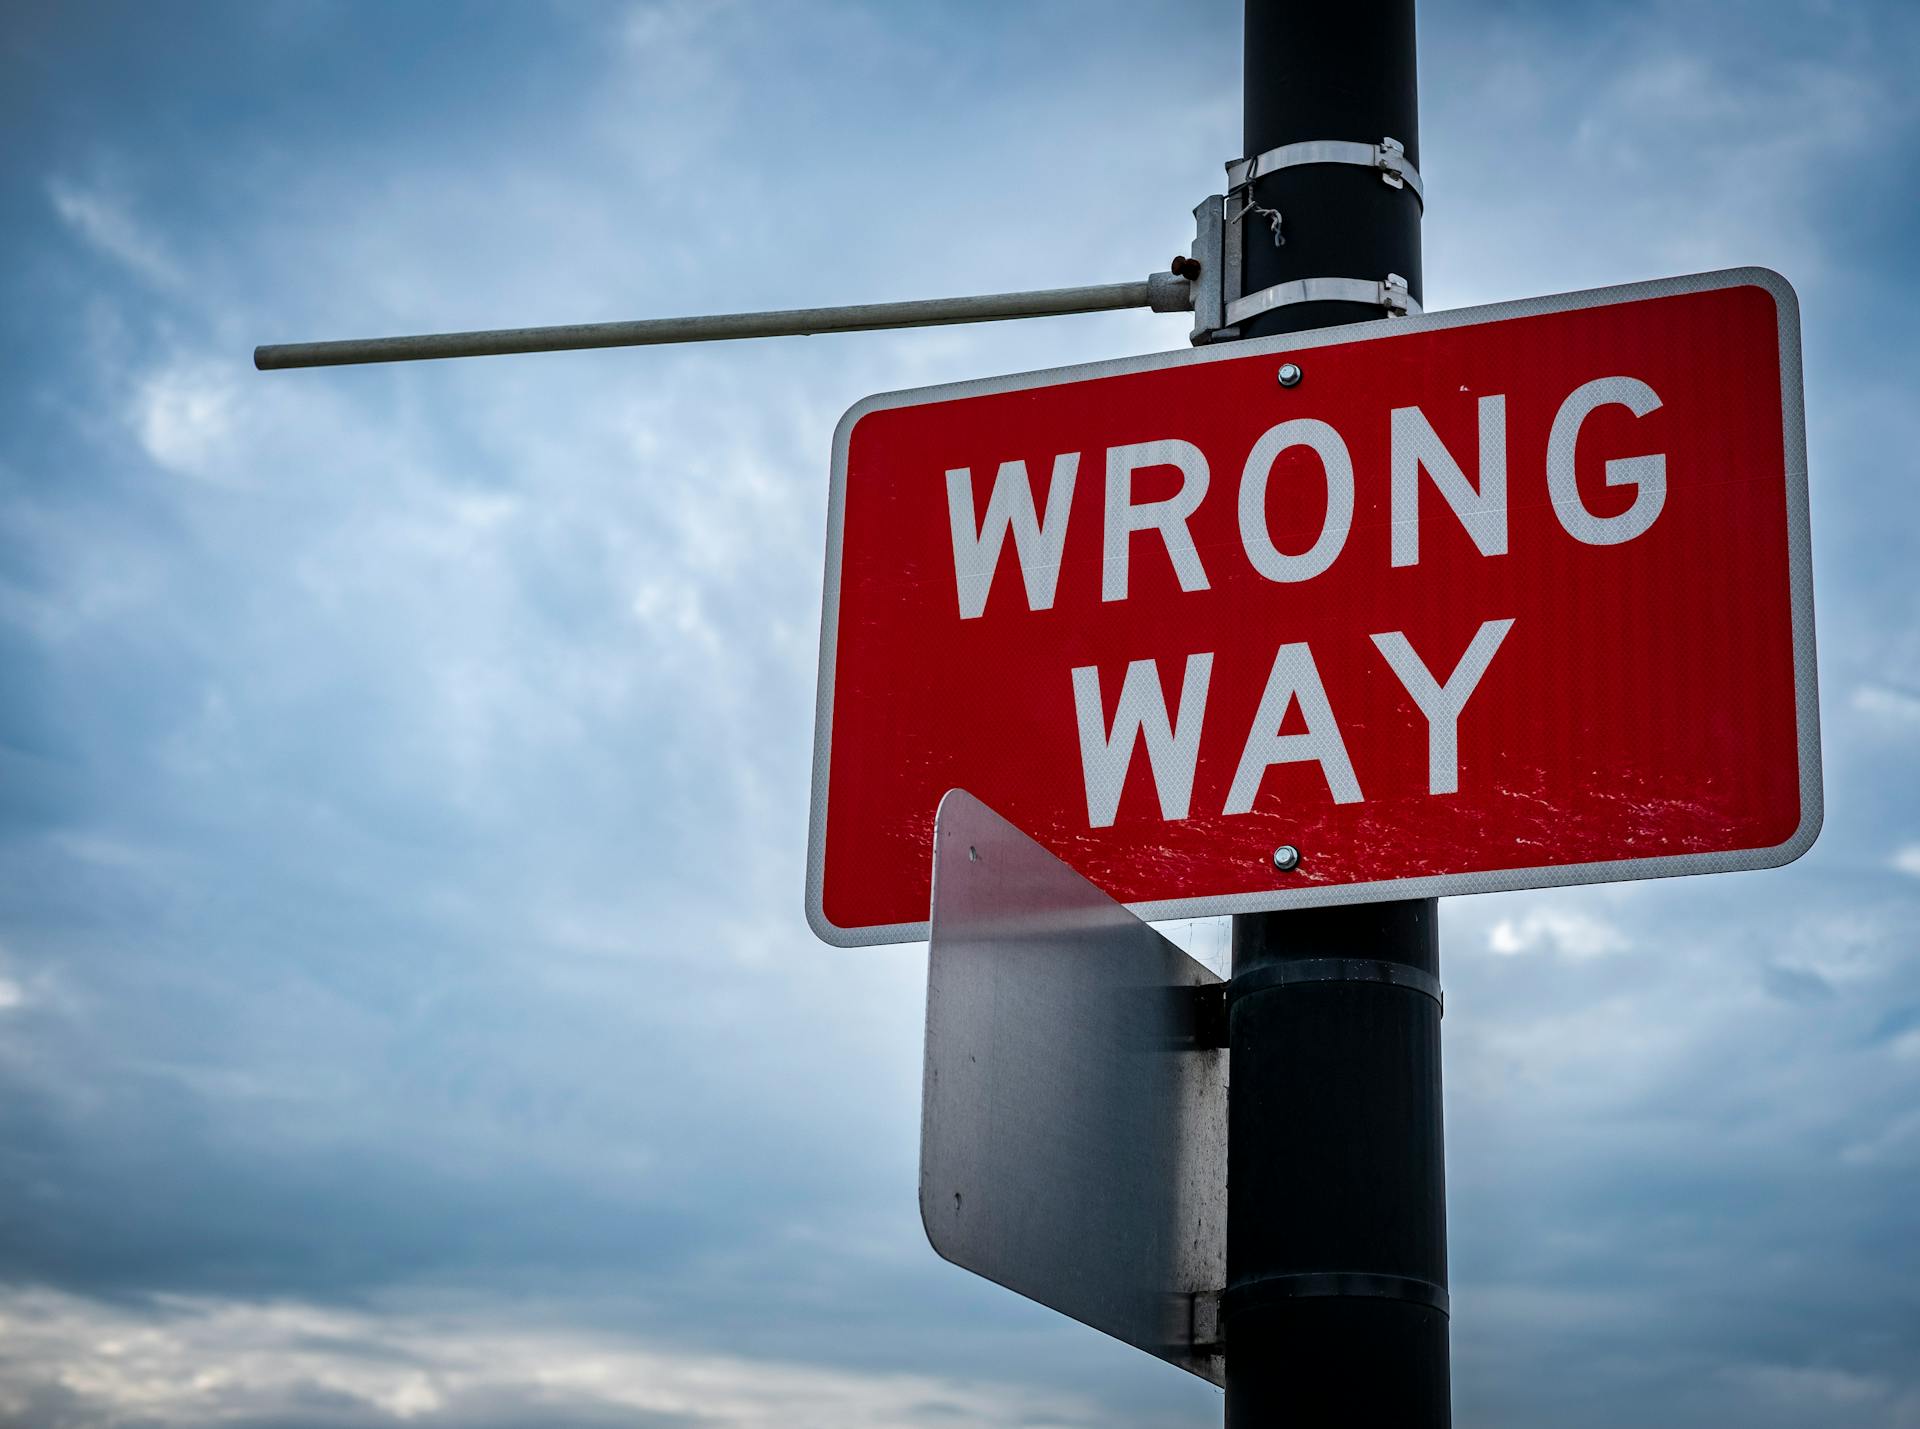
xmin=805 ymin=267 xmax=1820 ymax=947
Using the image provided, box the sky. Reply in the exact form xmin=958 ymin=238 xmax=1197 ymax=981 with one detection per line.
xmin=2 ymin=0 xmax=1919 ymax=1425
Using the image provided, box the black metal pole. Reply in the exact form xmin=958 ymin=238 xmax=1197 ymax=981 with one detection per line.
xmin=1223 ymin=3 xmax=1450 ymax=1425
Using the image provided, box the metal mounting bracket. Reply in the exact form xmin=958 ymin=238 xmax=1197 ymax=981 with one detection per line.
xmin=1188 ymin=156 xmax=1421 ymax=345
xmin=1225 ymin=136 xmax=1425 ymax=205
xmin=1225 ymin=273 xmax=1418 ymax=328
xmin=1182 ymin=981 xmax=1231 ymax=1048
xmin=1186 ymin=197 xmax=1227 ymax=343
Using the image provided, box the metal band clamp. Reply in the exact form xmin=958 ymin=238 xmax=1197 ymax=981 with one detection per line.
xmin=1229 ymin=956 xmax=1443 ymax=1013
xmin=1225 ymin=273 xmax=1419 ymax=328
xmin=1226 ymin=136 xmax=1425 ymax=205
xmin=1224 ymin=1272 xmax=1451 ymax=1324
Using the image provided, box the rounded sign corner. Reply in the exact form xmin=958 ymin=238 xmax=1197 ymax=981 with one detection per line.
xmin=808 ymin=887 xmax=927 ymax=949
xmin=1767 ymin=794 xmax=1825 ymax=872
xmin=832 ymin=389 xmax=896 ymax=458
xmin=916 ymin=1175 xmax=963 ymax=1268
xmin=1723 ymin=265 xmax=1800 ymax=324
xmin=934 ymin=787 xmax=984 ymax=827
xmin=805 ymin=892 xmax=859 ymax=949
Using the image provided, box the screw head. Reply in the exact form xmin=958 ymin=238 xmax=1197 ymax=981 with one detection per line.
xmin=1271 ymin=844 xmax=1301 ymax=873
xmin=1277 ymin=362 xmax=1303 ymax=388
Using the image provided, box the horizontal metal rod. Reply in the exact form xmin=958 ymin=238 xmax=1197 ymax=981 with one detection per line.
xmin=255 ymin=275 xmax=1191 ymax=370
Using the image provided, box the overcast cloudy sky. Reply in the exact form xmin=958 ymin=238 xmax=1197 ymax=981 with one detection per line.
xmin=2 ymin=1 xmax=1918 ymax=1425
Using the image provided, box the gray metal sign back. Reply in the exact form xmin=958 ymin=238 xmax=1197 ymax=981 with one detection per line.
xmin=920 ymin=791 xmax=1227 ymax=1384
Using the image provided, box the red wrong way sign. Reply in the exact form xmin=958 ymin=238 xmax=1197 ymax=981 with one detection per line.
xmin=806 ymin=268 xmax=1818 ymax=946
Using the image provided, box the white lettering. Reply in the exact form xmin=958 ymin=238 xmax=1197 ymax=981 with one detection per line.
xmin=1238 ymin=418 xmax=1355 ymax=583
xmin=945 ymin=453 xmax=1080 ymax=619
xmin=1546 ymin=377 xmax=1667 ymax=545
xmin=1390 ymin=396 xmax=1508 ymax=566
xmin=1371 ymin=619 xmax=1515 ymax=795
xmin=1071 ymin=653 xmax=1214 ymax=828
xmin=1223 ymin=643 xmax=1362 ymax=813
xmin=1103 ymin=440 xmax=1211 ymax=601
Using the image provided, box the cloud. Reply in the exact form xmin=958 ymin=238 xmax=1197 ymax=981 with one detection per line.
xmin=46 ymin=177 xmax=185 ymax=290
xmin=0 ymin=1287 xmax=1111 ymax=1429
xmin=1422 ymin=1 xmax=1914 ymax=308
xmin=1719 ymin=1362 xmax=1894 ymax=1412
xmin=1770 ymin=909 xmax=1898 ymax=988
xmin=1486 ymin=907 xmax=1629 ymax=960
xmin=131 ymin=360 xmax=243 ymax=482
xmin=6 ymin=3 xmax=1920 ymax=1427
xmin=1853 ymin=684 xmax=1920 ymax=727
xmin=1840 ymin=1106 xmax=1920 ymax=1168
xmin=1892 ymin=845 xmax=1920 ymax=877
